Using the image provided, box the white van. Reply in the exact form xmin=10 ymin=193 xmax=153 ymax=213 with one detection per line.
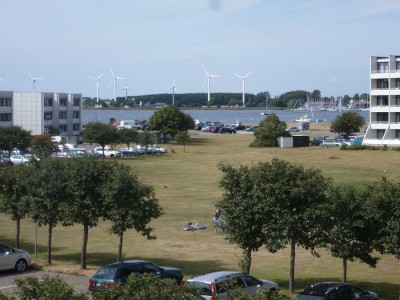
xmin=118 ymin=120 xmax=141 ymax=130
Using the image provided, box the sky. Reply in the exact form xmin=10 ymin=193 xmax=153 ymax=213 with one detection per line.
xmin=0 ymin=0 xmax=399 ymax=99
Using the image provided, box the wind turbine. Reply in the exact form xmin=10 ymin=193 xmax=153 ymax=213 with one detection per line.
xmin=234 ymin=72 xmax=252 ymax=107
xmin=28 ymin=71 xmax=44 ymax=92
xmin=202 ymin=66 xmax=220 ymax=103
xmin=109 ymin=68 xmax=124 ymax=101
xmin=88 ymin=73 xmax=104 ymax=103
xmin=167 ymin=80 xmax=178 ymax=105
xmin=121 ymin=86 xmax=128 ymax=101
xmin=0 ymin=78 xmax=4 ymax=84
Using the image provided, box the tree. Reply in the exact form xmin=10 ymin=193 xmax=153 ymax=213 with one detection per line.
xmin=174 ymin=131 xmax=191 ymax=152
xmin=63 ymin=158 xmax=116 ymax=269
xmin=310 ymin=89 xmax=321 ymax=101
xmin=218 ymin=159 xmax=332 ymax=293
xmin=250 ymin=113 xmax=290 ymax=147
xmin=138 ymin=132 xmax=157 ymax=153
xmin=217 ymin=162 xmax=274 ymax=273
xmin=0 ymin=126 xmax=31 ymax=162
xmin=149 ymin=106 xmax=194 ymax=137
xmin=29 ymin=159 xmax=70 ymax=264
xmin=0 ymin=165 xmax=36 ymax=248
xmin=353 ymin=93 xmax=360 ymax=101
xmin=81 ymin=122 xmax=118 ymax=156
xmin=118 ymin=128 xmax=139 ymax=149
xmin=343 ymin=95 xmax=351 ymax=107
xmin=103 ymin=164 xmax=163 ymax=261
xmin=325 ymin=185 xmax=380 ymax=282
xmin=31 ymin=135 xmax=54 ymax=159
xmin=330 ymin=111 xmax=365 ymax=135
xmin=365 ymin=178 xmax=400 ymax=259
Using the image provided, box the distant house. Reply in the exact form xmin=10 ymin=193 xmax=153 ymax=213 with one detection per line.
xmin=154 ymin=102 xmax=168 ymax=108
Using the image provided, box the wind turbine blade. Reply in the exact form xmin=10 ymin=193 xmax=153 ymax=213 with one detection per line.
xmin=0 ymin=78 xmax=5 ymax=82
xmin=88 ymin=76 xmax=96 ymax=80
xmin=244 ymin=72 xmax=252 ymax=78
xmin=210 ymin=75 xmax=220 ymax=78
xmin=36 ymin=77 xmax=44 ymax=80
xmin=203 ymin=77 xmax=208 ymax=86
xmin=173 ymin=79 xmax=176 ymax=86
xmin=202 ymin=65 xmax=209 ymax=76
xmin=27 ymin=71 xmax=33 ymax=80
xmin=98 ymin=72 xmax=105 ymax=79
xmin=109 ymin=67 xmax=115 ymax=78
xmin=234 ymin=73 xmax=242 ymax=78
xmin=109 ymin=79 xmax=114 ymax=87
xmin=115 ymin=76 xmax=125 ymax=80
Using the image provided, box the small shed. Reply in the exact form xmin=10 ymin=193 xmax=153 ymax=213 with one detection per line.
xmin=278 ymin=137 xmax=293 ymax=148
xmin=278 ymin=136 xmax=310 ymax=148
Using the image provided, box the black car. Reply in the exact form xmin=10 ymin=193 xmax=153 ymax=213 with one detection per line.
xmin=297 ymin=282 xmax=377 ymax=300
xmin=220 ymin=127 xmax=236 ymax=134
xmin=309 ymin=136 xmax=329 ymax=146
xmin=89 ymin=260 xmax=183 ymax=292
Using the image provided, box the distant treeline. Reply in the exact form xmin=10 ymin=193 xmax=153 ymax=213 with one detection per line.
xmin=83 ymin=90 xmax=369 ymax=109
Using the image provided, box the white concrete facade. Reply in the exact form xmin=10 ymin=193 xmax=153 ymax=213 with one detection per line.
xmin=364 ymin=55 xmax=400 ymax=146
xmin=0 ymin=91 xmax=82 ymax=136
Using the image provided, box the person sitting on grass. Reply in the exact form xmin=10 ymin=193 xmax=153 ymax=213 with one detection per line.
xmin=188 ymin=222 xmax=198 ymax=228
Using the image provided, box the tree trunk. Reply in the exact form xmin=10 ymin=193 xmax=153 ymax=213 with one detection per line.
xmin=48 ymin=224 xmax=53 ymax=265
xmin=289 ymin=238 xmax=296 ymax=293
xmin=245 ymin=248 xmax=252 ymax=274
xmin=183 ymin=144 xmax=186 ymax=153
xmin=81 ymin=224 xmax=89 ymax=269
xmin=118 ymin=232 xmax=124 ymax=262
xmin=342 ymin=258 xmax=347 ymax=283
xmin=16 ymin=218 xmax=20 ymax=248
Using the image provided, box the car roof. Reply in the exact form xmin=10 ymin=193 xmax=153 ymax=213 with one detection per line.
xmin=101 ymin=260 xmax=151 ymax=268
xmin=300 ymin=282 xmax=349 ymax=296
xmin=187 ymin=271 xmax=243 ymax=283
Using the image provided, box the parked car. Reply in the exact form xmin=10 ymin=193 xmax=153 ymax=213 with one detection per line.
xmin=94 ymin=147 xmax=122 ymax=158
xmin=88 ymin=260 xmax=183 ymax=292
xmin=231 ymin=123 xmax=247 ymax=130
xmin=0 ymin=243 xmax=31 ymax=272
xmin=335 ymin=138 xmax=351 ymax=146
xmin=321 ymin=139 xmax=341 ymax=147
xmin=119 ymin=148 xmax=137 ymax=157
xmin=309 ymin=136 xmax=329 ymax=146
xmin=220 ymin=127 xmax=236 ymax=134
xmin=296 ymin=282 xmax=377 ymax=300
xmin=246 ymin=126 xmax=258 ymax=132
xmin=10 ymin=155 xmax=30 ymax=165
xmin=286 ymin=126 xmax=299 ymax=132
xmin=184 ymin=271 xmax=279 ymax=299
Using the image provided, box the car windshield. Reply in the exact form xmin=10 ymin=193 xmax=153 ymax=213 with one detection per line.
xmin=185 ymin=281 xmax=212 ymax=296
xmin=297 ymin=295 xmax=327 ymax=300
xmin=94 ymin=267 xmax=118 ymax=279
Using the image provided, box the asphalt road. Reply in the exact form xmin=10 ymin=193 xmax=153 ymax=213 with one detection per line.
xmin=0 ymin=269 xmax=89 ymax=297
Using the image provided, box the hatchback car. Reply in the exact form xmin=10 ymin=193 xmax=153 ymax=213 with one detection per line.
xmin=321 ymin=139 xmax=340 ymax=147
xmin=88 ymin=260 xmax=183 ymax=292
xmin=296 ymin=282 xmax=377 ymax=300
xmin=220 ymin=127 xmax=236 ymax=134
xmin=286 ymin=126 xmax=299 ymax=132
xmin=184 ymin=271 xmax=279 ymax=299
xmin=9 ymin=155 xmax=30 ymax=165
xmin=0 ymin=243 xmax=31 ymax=272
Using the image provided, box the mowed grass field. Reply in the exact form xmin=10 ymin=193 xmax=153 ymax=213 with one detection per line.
xmin=1 ymin=130 xmax=400 ymax=299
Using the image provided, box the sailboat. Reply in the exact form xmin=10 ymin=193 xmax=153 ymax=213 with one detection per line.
xmin=260 ymin=96 xmax=271 ymax=116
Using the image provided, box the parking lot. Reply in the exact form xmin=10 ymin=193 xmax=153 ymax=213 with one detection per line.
xmin=0 ymin=269 xmax=89 ymax=297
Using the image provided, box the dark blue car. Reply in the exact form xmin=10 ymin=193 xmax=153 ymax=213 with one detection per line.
xmin=88 ymin=260 xmax=183 ymax=292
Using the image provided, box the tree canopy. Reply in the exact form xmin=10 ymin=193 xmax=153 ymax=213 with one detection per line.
xmin=0 ymin=126 xmax=31 ymax=161
xmin=81 ymin=122 xmax=118 ymax=150
xmin=330 ymin=111 xmax=365 ymax=135
xmin=149 ymin=106 xmax=194 ymax=137
xmin=250 ymin=113 xmax=290 ymax=147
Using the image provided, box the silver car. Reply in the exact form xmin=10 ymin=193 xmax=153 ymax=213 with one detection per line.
xmin=184 ymin=271 xmax=279 ymax=299
xmin=0 ymin=243 xmax=31 ymax=272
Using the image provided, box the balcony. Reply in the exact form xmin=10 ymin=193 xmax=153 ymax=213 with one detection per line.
xmin=370 ymin=121 xmax=389 ymax=130
xmin=390 ymin=123 xmax=400 ymax=129
xmin=370 ymin=105 xmax=389 ymax=112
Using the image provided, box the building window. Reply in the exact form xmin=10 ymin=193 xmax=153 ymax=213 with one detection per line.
xmin=44 ymin=126 xmax=51 ymax=134
xmin=59 ymin=111 xmax=67 ymax=119
xmin=377 ymin=129 xmax=385 ymax=139
xmin=396 ymin=113 xmax=400 ymax=122
xmin=73 ymin=98 xmax=80 ymax=106
xmin=377 ymin=62 xmax=389 ymax=72
xmin=396 ymin=96 xmax=400 ymax=106
xmin=397 ymin=61 xmax=400 ymax=72
xmin=377 ymin=96 xmax=388 ymax=106
xmin=376 ymin=113 xmax=388 ymax=122
xmin=59 ymin=125 xmax=67 ymax=133
xmin=73 ymin=123 xmax=80 ymax=131
xmin=44 ymin=98 xmax=53 ymax=106
xmin=73 ymin=111 xmax=80 ymax=118
xmin=0 ymin=98 xmax=12 ymax=106
xmin=0 ymin=113 xmax=12 ymax=121
xmin=396 ymin=130 xmax=400 ymax=139
xmin=44 ymin=112 xmax=52 ymax=120
xmin=396 ymin=79 xmax=400 ymax=89
xmin=59 ymin=98 xmax=67 ymax=107
xmin=377 ymin=79 xmax=388 ymax=89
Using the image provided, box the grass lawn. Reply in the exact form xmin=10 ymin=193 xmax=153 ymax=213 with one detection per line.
xmin=1 ymin=131 xmax=399 ymax=299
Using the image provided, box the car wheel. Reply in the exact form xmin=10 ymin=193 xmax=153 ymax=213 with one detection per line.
xmin=110 ymin=154 xmax=114 ymax=158
xmin=324 ymin=145 xmax=328 ymax=148
xmin=15 ymin=259 xmax=28 ymax=272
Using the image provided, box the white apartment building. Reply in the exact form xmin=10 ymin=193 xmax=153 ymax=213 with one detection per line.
xmin=0 ymin=91 xmax=82 ymax=137
xmin=364 ymin=55 xmax=400 ymax=146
